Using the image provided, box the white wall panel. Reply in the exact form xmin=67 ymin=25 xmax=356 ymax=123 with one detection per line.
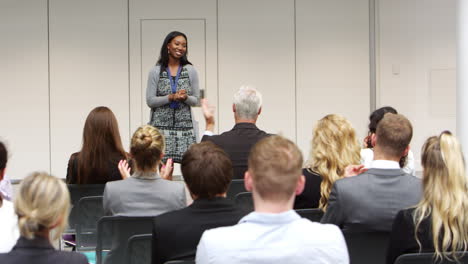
xmin=0 ymin=0 xmax=49 ymax=179
xmin=378 ymin=0 xmax=456 ymax=171
xmin=49 ymin=0 xmax=129 ymax=177
xmin=296 ymin=0 xmax=370 ymax=160
xmin=218 ymin=0 xmax=296 ymax=141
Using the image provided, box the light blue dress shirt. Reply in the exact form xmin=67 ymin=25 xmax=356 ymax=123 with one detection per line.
xmin=196 ymin=210 xmax=349 ymax=264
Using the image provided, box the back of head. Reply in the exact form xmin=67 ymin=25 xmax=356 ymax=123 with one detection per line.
xmin=248 ymin=135 xmax=303 ymax=202
xmin=77 ymin=106 xmax=126 ymax=183
xmin=416 ymin=131 xmax=468 ymax=261
xmin=368 ymin=106 xmax=398 ymax=134
xmin=182 ymin=142 xmax=232 ymax=199
xmin=309 ymin=114 xmax=361 ymax=210
xmin=375 ymin=113 xmax=412 ymax=158
xmin=16 ymin=172 xmax=70 ymax=241
xmin=0 ymin=141 xmax=7 ymax=206
xmin=131 ymin=125 xmax=165 ymax=172
xmin=233 ymin=86 xmax=262 ymax=120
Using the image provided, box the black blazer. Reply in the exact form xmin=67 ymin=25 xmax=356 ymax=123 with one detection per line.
xmin=201 ymin=123 xmax=269 ymax=179
xmin=0 ymin=236 xmax=87 ymax=264
xmin=152 ymin=197 xmax=247 ymax=264
xmin=387 ymin=208 xmax=437 ymax=264
xmin=294 ymin=168 xmax=322 ymax=209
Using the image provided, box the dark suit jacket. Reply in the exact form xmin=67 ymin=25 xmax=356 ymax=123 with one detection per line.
xmin=386 ymin=208 xmax=436 ymax=264
xmin=0 ymin=236 xmax=87 ymax=264
xmin=321 ymin=168 xmax=422 ymax=232
xmin=201 ymin=123 xmax=269 ymax=179
xmin=294 ymin=168 xmax=322 ymax=209
xmin=151 ymin=197 xmax=247 ymax=264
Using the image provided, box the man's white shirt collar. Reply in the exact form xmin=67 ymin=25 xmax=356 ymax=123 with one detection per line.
xmin=370 ymin=160 xmax=400 ymax=169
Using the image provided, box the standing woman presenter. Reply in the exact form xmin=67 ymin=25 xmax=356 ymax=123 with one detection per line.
xmin=146 ymin=31 xmax=200 ymax=163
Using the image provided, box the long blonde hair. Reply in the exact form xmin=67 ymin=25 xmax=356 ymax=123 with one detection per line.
xmin=308 ymin=114 xmax=361 ymax=211
xmin=414 ymin=131 xmax=468 ymax=261
xmin=15 ymin=172 xmax=70 ymax=241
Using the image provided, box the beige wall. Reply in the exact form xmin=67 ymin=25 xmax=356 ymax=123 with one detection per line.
xmin=0 ymin=0 xmax=455 ymax=179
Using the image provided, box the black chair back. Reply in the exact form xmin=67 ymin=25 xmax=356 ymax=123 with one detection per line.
xmin=67 ymin=184 xmax=105 ymax=231
xmin=226 ymin=179 xmax=247 ymax=200
xmin=343 ymin=231 xmax=390 ymax=264
xmin=126 ymin=234 xmax=152 ymax=264
xmin=75 ymin=196 xmax=104 ymax=252
xmin=395 ymin=252 xmax=468 ymax=264
xmin=295 ymin=208 xmax=323 ymax=222
xmin=96 ymin=216 xmax=154 ymax=264
xmin=234 ymin=192 xmax=254 ymax=212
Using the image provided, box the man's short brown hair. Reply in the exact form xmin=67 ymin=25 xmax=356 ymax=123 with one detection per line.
xmin=181 ymin=142 xmax=232 ymax=199
xmin=248 ymin=135 xmax=303 ymax=202
xmin=376 ymin=113 xmax=413 ymax=158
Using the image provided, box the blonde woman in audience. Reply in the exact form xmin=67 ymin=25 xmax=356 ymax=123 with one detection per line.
xmin=103 ymin=125 xmax=186 ymax=264
xmin=387 ymin=131 xmax=468 ymax=264
xmin=296 ymin=114 xmax=361 ymax=210
xmin=0 ymin=172 xmax=87 ymax=263
xmin=0 ymin=142 xmax=19 ymax=253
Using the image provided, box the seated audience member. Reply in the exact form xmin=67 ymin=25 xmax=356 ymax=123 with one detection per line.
xmin=0 ymin=172 xmax=87 ymax=264
xmin=295 ymin=114 xmax=361 ymax=210
xmin=103 ymin=125 xmax=186 ymax=216
xmin=321 ymin=113 xmax=422 ymax=232
xmin=152 ymin=142 xmax=247 ymax=264
xmin=201 ymin=86 xmax=269 ymax=179
xmin=66 ymin=106 xmax=129 ymax=184
xmin=387 ymin=131 xmax=468 ymax=264
xmin=361 ymin=106 xmax=416 ymax=176
xmin=196 ymin=136 xmax=348 ymax=264
xmin=0 ymin=142 xmax=19 ymax=253
xmin=103 ymin=125 xmax=186 ymax=264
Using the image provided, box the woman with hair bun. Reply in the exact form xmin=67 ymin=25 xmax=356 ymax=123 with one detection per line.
xmin=295 ymin=114 xmax=362 ymax=210
xmin=387 ymin=131 xmax=468 ymax=264
xmin=103 ymin=125 xmax=186 ymax=264
xmin=0 ymin=172 xmax=87 ymax=263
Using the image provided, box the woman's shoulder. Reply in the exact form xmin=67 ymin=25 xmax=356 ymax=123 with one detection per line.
xmin=303 ymin=168 xmax=322 ymax=178
xmin=149 ymin=65 xmax=162 ymax=75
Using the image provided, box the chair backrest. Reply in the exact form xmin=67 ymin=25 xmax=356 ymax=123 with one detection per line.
xmin=75 ymin=196 xmax=105 ymax=252
xmin=295 ymin=208 xmax=323 ymax=222
xmin=164 ymin=261 xmax=196 ymax=264
xmin=226 ymin=179 xmax=247 ymax=200
xmin=126 ymin=234 xmax=152 ymax=264
xmin=67 ymin=184 xmax=105 ymax=231
xmin=96 ymin=216 xmax=155 ymax=264
xmin=343 ymin=231 xmax=390 ymax=264
xmin=395 ymin=252 xmax=468 ymax=264
xmin=234 ymin=192 xmax=254 ymax=212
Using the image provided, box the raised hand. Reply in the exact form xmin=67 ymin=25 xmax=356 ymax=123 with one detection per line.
xmin=118 ymin=159 xmax=131 ymax=179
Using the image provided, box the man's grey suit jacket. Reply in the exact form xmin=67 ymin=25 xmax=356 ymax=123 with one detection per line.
xmin=321 ymin=168 xmax=422 ymax=232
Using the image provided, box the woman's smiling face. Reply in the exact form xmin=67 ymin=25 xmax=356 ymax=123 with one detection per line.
xmin=167 ymin=35 xmax=187 ymax=60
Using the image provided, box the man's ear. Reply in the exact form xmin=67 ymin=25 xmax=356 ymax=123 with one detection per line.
xmin=371 ymin=133 xmax=377 ymax=147
xmin=295 ymin=175 xmax=305 ymax=195
xmin=244 ymin=171 xmax=253 ymax=192
xmin=0 ymin=168 xmax=4 ymax=182
xmin=402 ymin=145 xmax=410 ymax=158
xmin=232 ymin=104 xmax=236 ymax=113
xmin=257 ymin=107 xmax=262 ymax=116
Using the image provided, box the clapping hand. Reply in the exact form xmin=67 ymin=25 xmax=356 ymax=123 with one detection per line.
xmin=118 ymin=160 xmax=131 ymax=179
xmin=343 ymin=164 xmax=368 ymax=178
xmin=160 ymin=158 xmax=174 ymax=181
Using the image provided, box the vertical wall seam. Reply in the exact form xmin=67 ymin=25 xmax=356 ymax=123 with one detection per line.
xmin=128 ymin=0 xmax=131 ymax=140
xmin=47 ymin=0 xmax=52 ymax=174
xmin=294 ymin=0 xmax=298 ymax=143
xmin=369 ymin=0 xmax=377 ymax=112
xmin=216 ymin=0 xmax=219 ymax=133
